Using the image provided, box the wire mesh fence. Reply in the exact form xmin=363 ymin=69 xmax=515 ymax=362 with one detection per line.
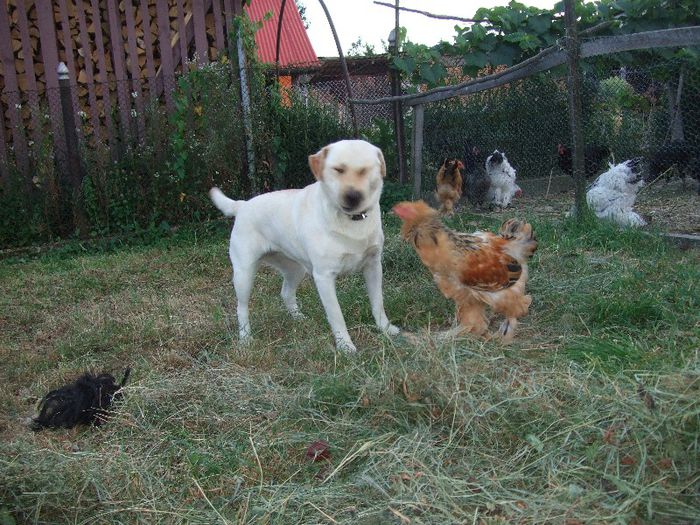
xmin=412 ymin=49 xmax=700 ymax=235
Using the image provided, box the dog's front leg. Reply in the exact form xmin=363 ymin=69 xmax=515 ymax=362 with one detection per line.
xmin=313 ymin=270 xmax=356 ymax=352
xmin=364 ymin=254 xmax=400 ymax=337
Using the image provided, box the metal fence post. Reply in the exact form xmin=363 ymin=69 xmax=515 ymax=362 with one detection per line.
xmin=389 ymin=25 xmax=407 ymax=184
xmin=411 ymin=103 xmax=424 ymax=199
xmin=58 ymin=62 xmax=87 ymax=233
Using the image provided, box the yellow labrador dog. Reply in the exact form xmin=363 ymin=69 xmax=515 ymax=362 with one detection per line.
xmin=210 ymin=139 xmax=399 ymax=352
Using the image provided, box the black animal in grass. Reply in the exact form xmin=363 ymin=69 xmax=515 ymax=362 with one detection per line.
xmin=31 ymin=368 xmax=131 ymax=430
xmin=647 ymin=141 xmax=700 ymax=193
xmin=462 ymin=143 xmax=490 ymax=208
xmin=557 ymin=143 xmax=611 ymax=179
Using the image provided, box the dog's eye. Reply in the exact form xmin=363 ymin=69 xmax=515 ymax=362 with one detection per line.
xmin=334 ymin=167 xmax=345 ymax=174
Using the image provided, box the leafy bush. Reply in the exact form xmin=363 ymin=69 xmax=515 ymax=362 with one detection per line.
xmin=380 ymin=181 xmax=413 ymax=212
xmin=255 ymin=85 xmax=354 ymax=190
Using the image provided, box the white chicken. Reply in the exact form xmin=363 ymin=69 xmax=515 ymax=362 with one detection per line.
xmin=485 ymin=150 xmax=522 ymax=208
xmin=586 ymin=158 xmax=647 ymax=227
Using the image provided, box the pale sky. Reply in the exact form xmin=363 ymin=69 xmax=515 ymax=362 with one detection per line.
xmin=303 ymin=0 xmax=559 ymax=57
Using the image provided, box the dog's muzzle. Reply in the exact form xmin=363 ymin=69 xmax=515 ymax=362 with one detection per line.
xmin=343 ymin=189 xmax=363 ymax=210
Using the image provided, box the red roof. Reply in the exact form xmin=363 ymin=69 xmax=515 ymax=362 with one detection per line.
xmin=244 ymin=0 xmax=319 ymax=67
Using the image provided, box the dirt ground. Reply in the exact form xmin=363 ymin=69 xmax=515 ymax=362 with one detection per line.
xmin=480 ymin=174 xmax=700 ymax=235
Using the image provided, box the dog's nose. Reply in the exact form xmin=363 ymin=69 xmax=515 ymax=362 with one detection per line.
xmin=344 ymin=189 xmax=363 ymax=209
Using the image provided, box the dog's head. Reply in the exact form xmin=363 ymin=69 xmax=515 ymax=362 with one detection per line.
xmin=308 ymin=140 xmax=386 ymax=216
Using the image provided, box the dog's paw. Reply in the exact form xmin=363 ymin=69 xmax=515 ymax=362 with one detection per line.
xmin=384 ymin=324 xmax=400 ymax=337
xmin=239 ymin=333 xmax=253 ymax=346
xmin=336 ymin=339 xmax=358 ymax=353
xmin=290 ymin=309 xmax=307 ymax=321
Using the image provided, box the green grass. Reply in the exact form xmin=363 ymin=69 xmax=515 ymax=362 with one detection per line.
xmin=0 ymin=211 xmax=699 ymax=524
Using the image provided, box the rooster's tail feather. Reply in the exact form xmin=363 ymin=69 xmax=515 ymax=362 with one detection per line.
xmin=499 ymin=219 xmax=537 ymax=262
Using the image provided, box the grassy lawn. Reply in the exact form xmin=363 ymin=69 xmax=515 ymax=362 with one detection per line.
xmin=1 ymin=208 xmax=698 ymax=524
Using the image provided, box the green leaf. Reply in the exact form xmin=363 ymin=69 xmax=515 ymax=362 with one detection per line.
xmin=462 ymin=51 xmax=490 ymax=68
xmin=472 ymin=23 xmax=487 ymax=40
xmin=504 ymin=31 xmax=529 ymax=43
xmin=487 ymin=45 xmax=520 ymax=66
xmin=527 ymin=14 xmax=552 ymax=35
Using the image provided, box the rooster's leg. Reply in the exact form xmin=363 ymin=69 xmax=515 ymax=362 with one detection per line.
xmin=496 ymin=318 xmax=518 ymax=343
xmin=456 ymin=299 xmax=489 ymax=336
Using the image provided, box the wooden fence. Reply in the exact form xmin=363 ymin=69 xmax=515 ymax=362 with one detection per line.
xmin=0 ymin=0 xmax=243 ymax=181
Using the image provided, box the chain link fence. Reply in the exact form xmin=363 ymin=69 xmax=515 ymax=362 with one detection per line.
xmin=410 ymin=48 xmax=699 ymax=235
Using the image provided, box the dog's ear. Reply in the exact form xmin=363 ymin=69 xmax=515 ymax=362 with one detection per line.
xmin=377 ymin=147 xmax=386 ymax=178
xmin=308 ymin=146 xmax=329 ymax=181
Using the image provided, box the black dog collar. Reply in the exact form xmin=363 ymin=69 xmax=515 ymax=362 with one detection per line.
xmin=350 ymin=211 xmax=368 ymax=221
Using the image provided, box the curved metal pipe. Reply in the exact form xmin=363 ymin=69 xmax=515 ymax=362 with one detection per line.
xmin=275 ymin=0 xmax=288 ymax=79
xmin=316 ymin=0 xmax=359 ymax=137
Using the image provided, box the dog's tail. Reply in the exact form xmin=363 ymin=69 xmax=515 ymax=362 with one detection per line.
xmin=209 ymin=187 xmax=243 ymax=217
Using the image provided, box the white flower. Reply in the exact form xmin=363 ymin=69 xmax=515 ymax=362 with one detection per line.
xmin=131 ymin=109 xmax=138 ymax=118
xmin=131 ymin=91 xmax=138 ymax=99
xmin=14 ymin=103 xmax=22 ymax=110
xmin=78 ymin=110 xmax=88 ymax=119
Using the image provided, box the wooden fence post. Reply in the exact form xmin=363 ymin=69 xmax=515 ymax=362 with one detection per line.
xmin=58 ymin=62 xmax=87 ymax=234
xmin=411 ymin=103 xmax=424 ymax=199
xmin=564 ymin=0 xmax=587 ymax=220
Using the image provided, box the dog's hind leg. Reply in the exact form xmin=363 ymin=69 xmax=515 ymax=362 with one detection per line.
xmin=266 ymin=255 xmax=308 ymax=319
xmin=232 ymin=261 xmax=259 ymax=343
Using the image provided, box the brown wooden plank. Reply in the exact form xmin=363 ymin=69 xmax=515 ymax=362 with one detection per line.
xmin=36 ymin=0 xmax=73 ymax=176
xmin=222 ymin=0 xmax=234 ymax=51
xmin=192 ymin=0 xmax=208 ymax=64
xmin=56 ymin=0 xmax=82 ymax=131
xmin=156 ymin=0 xmax=175 ymax=109
xmin=106 ymin=0 xmax=132 ymax=139
xmin=1 ymin=0 xmax=30 ymax=175
xmin=222 ymin=0 xmax=239 ymax=55
xmin=123 ymin=0 xmax=145 ymax=138
xmin=580 ymin=26 xmax=700 ymax=58
xmin=211 ymin=0 xmax=225 ymax=53
xmin=75 ymin=0 xmax=102 ymax=143
xmin=176 ymin=0 xmax=188 ymax=69
xmin=154 ymin=0 xmax=214 ymax=99
xmin=14 ymin=0 xmax=43 ymax=152
xmin=90 ymin=0 xmax=115 ymax=147
xmin=0 ymin=93 xmax=8 ymax=178
xmin=139 ymin=0 xmax=158 ymax=100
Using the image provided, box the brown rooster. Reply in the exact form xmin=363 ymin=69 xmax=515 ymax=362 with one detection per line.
xmin=393 ymin=200 xmax=537 ymax=342
xmin=435 ymin=158 xmax=464 ymax=215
